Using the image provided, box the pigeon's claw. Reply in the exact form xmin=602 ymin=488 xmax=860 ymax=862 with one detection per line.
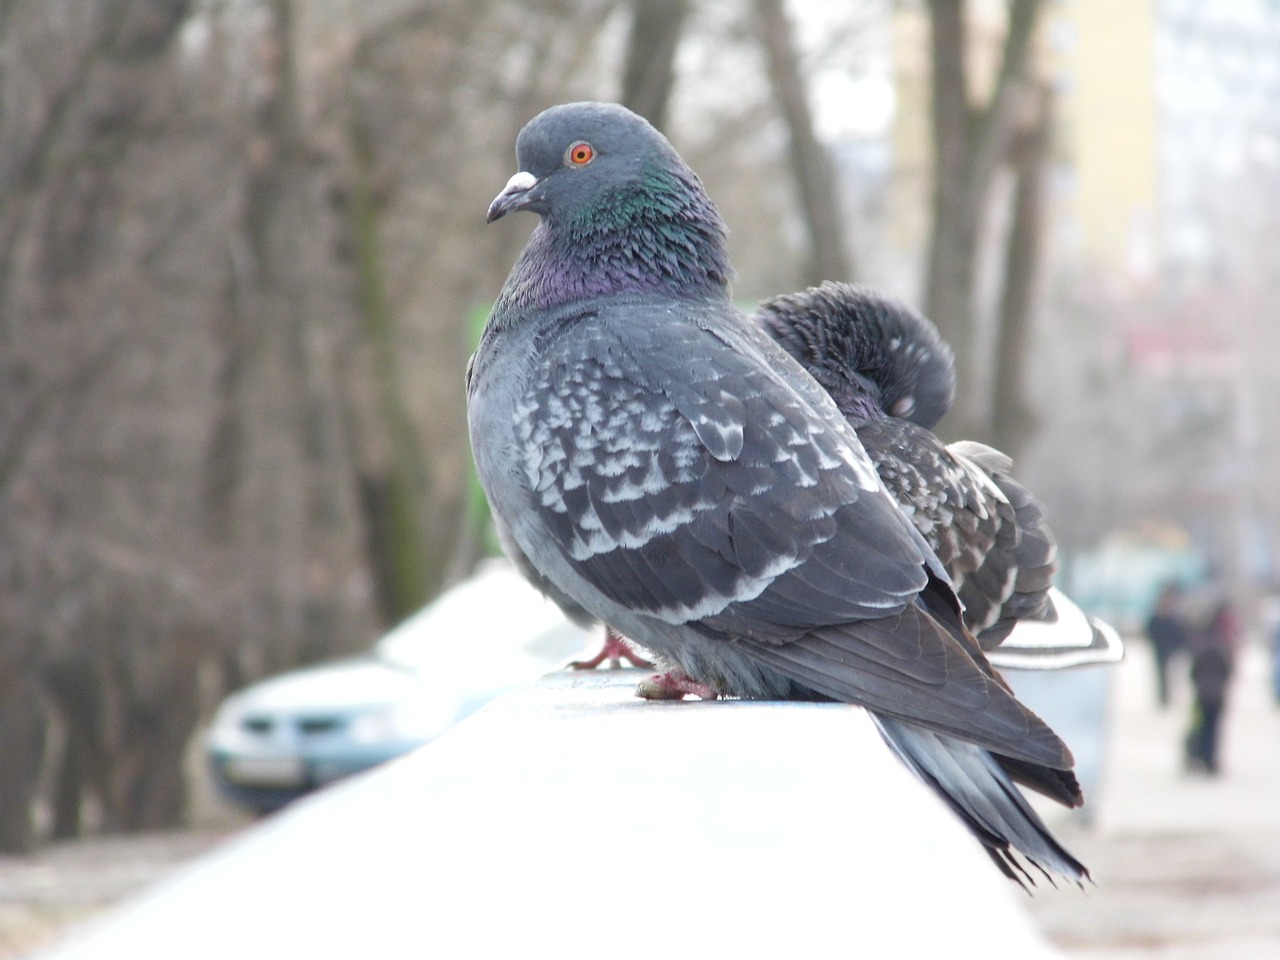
xmin=635 ymin=671 xmax=720 ymax=701
xmin=569 ymin=627 xmax=654 ymax=671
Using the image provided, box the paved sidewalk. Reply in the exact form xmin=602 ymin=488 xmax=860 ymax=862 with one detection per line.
xmin=1024 ymin=639 xmax=1280 ymax=958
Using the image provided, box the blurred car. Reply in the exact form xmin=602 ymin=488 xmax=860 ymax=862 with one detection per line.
xmin=205 ymin=560 xmax=596 ymax=814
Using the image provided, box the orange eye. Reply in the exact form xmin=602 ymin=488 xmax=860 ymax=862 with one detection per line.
xmin=567 ymin=141 xmax=595 ymax=165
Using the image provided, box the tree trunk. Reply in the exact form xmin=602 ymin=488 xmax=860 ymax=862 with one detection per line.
xmin=43 ymin=653 xmax=106 ymax=837
xmin=923 ymin=0 xmax=975 ymax=428
xmin=923 ymin=0 xmax=1043 ymax=438
xmin=52 ymin=727 xmax=86 ymax=840
xmin=345 ymin=125 xmax=433 ymax=626
xmin=0 ymin=676 xmax=47 ymax=853
xmin=621 ymin=0 xmax=689 ymax=130
xmin=754 ymin=0 xmax=852 ymax=285
xmin=236 ymin=0 xmax=372 ymax=660
xmin=111 ymin=623 xmax=208 ymax=831
xmin=989 ymin=86 xmax=1052 ymax=463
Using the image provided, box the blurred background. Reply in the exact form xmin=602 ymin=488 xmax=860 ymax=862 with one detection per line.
xmin=1 ymin=0 xmax=1277 ymax=878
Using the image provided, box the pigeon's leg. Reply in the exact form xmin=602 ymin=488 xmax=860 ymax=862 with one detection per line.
xmin=569 ymin=626 xmax=654 ymax=671
xmin=634 ymin=670 xmax=719 ymax=701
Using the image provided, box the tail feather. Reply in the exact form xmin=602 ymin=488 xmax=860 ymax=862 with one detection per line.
xmin=871 ymin=714 xmax=1090 ymax=890
xmin=997 ymin=754 xmax=1086 ymax=809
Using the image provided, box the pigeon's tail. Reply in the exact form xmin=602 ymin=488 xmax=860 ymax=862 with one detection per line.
xmin=870 ymin=713 xmax=1090 ymax=890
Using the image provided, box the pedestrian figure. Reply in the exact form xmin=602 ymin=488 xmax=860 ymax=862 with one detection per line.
xmin=1185 ymin=600 xmax=1239 ymax=776
xmin=1272 ymin=621 xmax=1280 ymax=707
xmin=1146 ymin=582 xmax=1189 ymax=708
xmin=1266 ymin=592 xmax=1280 ymax=707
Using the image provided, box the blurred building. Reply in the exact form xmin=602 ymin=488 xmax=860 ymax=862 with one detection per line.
xmin=886 ymin=0 xmax=1280 ymax=288
xmin=1152 ymin=0 xmax=1280 ymax=284
xmin=879 ymin=0 xmax=1280 ymax=587
xmin=1045 ymin=1 xmax=1159 ymax=285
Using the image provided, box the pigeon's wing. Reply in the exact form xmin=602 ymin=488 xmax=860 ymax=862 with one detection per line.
xmin=946 ymin=441 xmax=1058 ymax=649
xmin=516 ymin=308 xmax=924 ymax=629
xmin=860 ymin=420 xmax=1003 ymax=585
xmin=858 ymin=422 xmax=1057 ymax=650
xmin=516 ymin=305 xmax=1070 ymax=768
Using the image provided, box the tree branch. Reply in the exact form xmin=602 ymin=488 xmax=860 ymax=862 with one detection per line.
xmin=927 ymin=0 xmax=970 ymax=194
xmin=969 ymin=0 xmax=1042 ymax=195
xmin=621 ymin=0 xmax=689 ymax=131
xmin=754 ymin=0 xmax=852 ymax=283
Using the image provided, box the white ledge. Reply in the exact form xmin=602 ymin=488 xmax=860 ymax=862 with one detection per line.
xmin=41 ymin=669 xmax=1065 ymax=958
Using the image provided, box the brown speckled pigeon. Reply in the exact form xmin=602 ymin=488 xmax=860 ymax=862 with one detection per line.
xmin=754 ymin=282 xmax=1122 ymax=668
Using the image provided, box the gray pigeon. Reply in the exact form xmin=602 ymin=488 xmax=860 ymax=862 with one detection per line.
xmin=754 ymin=282 xmax=1122 ymax=666
xmin=467 ymin=102 xmax=1086 ymax=887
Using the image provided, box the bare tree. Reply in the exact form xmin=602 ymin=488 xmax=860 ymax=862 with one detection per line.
xmin=0 ymin=632 xmax=46 ymax=852
xmin=621 ymin=0 xmax=689 ymax=129
xmin=989 ymin=84 xmax=1053 ymax=462
xmin=0 ymin=0 xmax=377 ymax=845
xmin=924 ymin=0 xmax=1043 ymax=436
xmin=0 ymin=0 xmax=836 ymax=850
xmin=754 ymin=0 xmax=853 ymax=284
xmin=0 ymin=0 xmax=214 ymax=848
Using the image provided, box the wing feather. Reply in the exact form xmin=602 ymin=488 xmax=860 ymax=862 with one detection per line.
xmin=514 ymin=303 xmax=1070 ymax=769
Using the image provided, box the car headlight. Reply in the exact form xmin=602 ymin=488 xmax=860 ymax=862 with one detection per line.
xmin=206 ymin=694 xmax=258 ymax=751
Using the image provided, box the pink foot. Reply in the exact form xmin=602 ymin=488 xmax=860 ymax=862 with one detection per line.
xmin=634 ymin=670 xmax=719 ymax=701
xmin=569 ymin=627 xmax=654 ymax=670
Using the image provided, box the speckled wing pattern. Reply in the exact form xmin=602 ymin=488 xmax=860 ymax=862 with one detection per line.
xmin=513 ymin=306 xmax=916 ymax=624
xmin=750 ymin=283 xmax=1060 ymax=652
xmin=853 ymin=419 xmax=1056 ymax=651
xmin=512 ymin=303 xmax=1069 ymax=768
xmin=946 ymin=440 xmax=1058 ymax=646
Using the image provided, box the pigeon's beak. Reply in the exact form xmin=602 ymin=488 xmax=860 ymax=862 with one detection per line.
xmin=486 ymin=171 xmax=539 ymax=223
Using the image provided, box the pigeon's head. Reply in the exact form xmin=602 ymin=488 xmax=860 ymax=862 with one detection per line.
xmin=485 ymin=103 xmax=731 ymax=307
xmin=487 ymin=102 xmax=692 ymax=225
xmin=755 ymin=282 xmax=956 ymax=429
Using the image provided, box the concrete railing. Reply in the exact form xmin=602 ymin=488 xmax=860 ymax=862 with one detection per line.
xmin=38 ymin=669 xmax=1068 ymax=958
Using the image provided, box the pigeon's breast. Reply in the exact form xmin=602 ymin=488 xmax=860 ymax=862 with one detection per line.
xmin=467 ymin=317 xmax=544 ymax=532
